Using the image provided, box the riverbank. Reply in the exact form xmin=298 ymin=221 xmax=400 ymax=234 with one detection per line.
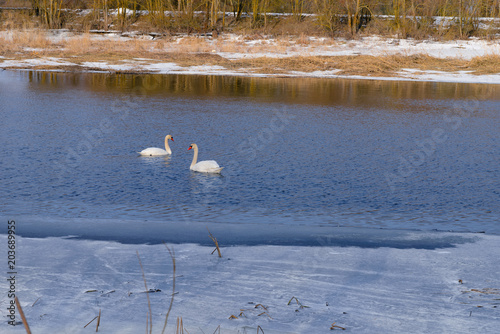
xmin=1 ymin=30 xmax=500 ymax=83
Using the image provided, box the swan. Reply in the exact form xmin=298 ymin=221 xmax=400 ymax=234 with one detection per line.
xmin=139 ymin=135 xmax=173 ymax=156
xmin=188 ymin=143 xmax=223 ymax=173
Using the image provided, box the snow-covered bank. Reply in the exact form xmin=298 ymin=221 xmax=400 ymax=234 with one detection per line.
xmin=1 ymin=31 xmax=500 ymax=83
xmin=217 ymin=35 xmax=500 ymax=60
xmin=1 ymin=232 xmax=499 ymax=333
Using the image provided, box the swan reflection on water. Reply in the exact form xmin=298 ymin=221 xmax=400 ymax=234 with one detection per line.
xmin=138 ymin=154 xmax=171 ymax=165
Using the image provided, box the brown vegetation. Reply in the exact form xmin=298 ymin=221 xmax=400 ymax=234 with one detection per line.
xmin=1 ymin=1 xmax=500 ymax=78
xmin=1 ymin=0 xmax=500 ymax=39
xmin=1 ymin=29 xmax=500 ymax=77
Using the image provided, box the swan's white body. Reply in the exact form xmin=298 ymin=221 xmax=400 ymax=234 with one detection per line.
xmin=188 ymin=143 xmax=223 ymax=173
xmin=139 ymin=135 xmax=173 ymax=156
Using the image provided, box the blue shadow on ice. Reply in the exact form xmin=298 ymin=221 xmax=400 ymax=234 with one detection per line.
xmin=9 ymin=217 xmax=481 ymax=250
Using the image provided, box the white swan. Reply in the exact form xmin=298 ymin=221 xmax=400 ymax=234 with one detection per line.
xmin=188 ymin=143 xmax=223 ymax=173
xmin=139 ymin=135 xmax=173 ymax=156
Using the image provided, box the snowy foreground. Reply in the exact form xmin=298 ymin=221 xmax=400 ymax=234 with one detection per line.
xmin=1 ymin=231 xmax=499 ymax=333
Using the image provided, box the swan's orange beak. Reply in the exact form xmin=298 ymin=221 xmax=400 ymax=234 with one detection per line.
xmin=188 ymin=146 xmax=192 ymax=150
xmin=171 ymin=137 xmax=174 ymax=141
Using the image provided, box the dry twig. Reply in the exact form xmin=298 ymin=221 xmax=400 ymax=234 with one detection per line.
xmin=207 ymin=227 xmax=222 ymax=257
xmin=137 ymin=251 xmax=153 ymax=334
xmin=330 ymin=322 xmax=346 ymax=330
xmin=31 ymin=297 xmax=41 ymax=307
xmin=211 ymin=324 xmax=221 ymax=333
xmin=287 ymin=296 xmax=310 ymax=309
xmin=96 ymin=309 xmax=101 ymax=332
xmin=161 ymin=243 xmax=177 ymax=334
xmin=84 ymin=315 xmax=99 ymax=328
xmin=14 ymin=297 xmax=31 ymax=334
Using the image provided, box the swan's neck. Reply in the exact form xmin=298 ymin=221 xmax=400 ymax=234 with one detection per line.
xmin=190 ymin=145 xmax=198 ymax=168
xmin=164 ymin=137 xmax=172 ymax=154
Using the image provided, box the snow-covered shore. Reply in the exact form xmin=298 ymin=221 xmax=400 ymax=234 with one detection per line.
xmin=1 ymin=31 xmax=500 ymax=84
xmin=1 ymin=231 xmax=499 ymax=334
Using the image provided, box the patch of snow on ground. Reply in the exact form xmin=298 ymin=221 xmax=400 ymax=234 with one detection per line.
xmin=0 ymin=57 xmax=75 ymax=68
xmin=0 ymin=233 xmax=499 ymax=333
xmin=1 ymin=31 xmax=500 ymax=82
xmin=80 ymin=61 xmax=138 ymax=72
xmin=398 ymin=68 xmax=500 ymax=84
xmin=214 ymin=35 xmax=500 ymax=60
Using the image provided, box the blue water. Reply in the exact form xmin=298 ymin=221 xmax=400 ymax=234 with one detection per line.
xmin=0 ymin=70 xmax=499 ymax=241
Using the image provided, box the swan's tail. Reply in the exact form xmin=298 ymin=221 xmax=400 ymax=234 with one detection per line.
xmin=213 ymin=167 xmax=224 ymax=173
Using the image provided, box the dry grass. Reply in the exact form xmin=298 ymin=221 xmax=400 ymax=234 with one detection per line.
xmin=1 ymin=30 xmax=499 ymax=77
xmin=62 ymin=37 xmax=147 ymax=56
xmin=207 ymin=227 xmax=222 ymax=258
xmin=3 ymin=0 xmax=500 ymax=39
xmin=330 ymin=322 xmax=346 ymax=330
xmin=468 ymin=54 xmax=500 ymax=74
xmin=161 ymin=243 xmax=176 ymax=334
xmin=63 ymin=34 xmax=93 ymax=54
xmin=14 ymin=297 xmax=32 ymax=334
xmin=0 ymin=9 xmax=37 ymax=30
xmin=0 ymin=29 xmax=55 ymax=56
xmin=12 ymin=30 xmax=53 ymax=49
xmin=233 ymin=53 xmax=500 ymax=77
xmin=136 ymin=251 xmax=153 ymax=334
xmin=175 ymin=36 xmax=213 ymax=52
